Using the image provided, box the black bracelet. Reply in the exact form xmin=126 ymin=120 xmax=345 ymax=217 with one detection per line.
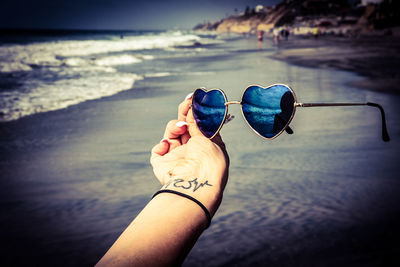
xmin=152 ymin=189 xmax=211 ymax=229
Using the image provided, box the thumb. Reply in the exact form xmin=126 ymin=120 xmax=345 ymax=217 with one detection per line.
xmin=186 ymin=108 xmax=204 ymax=137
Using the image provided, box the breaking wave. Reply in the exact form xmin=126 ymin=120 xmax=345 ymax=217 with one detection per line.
xmin=0 ymin=31 xmax=221 ymax=121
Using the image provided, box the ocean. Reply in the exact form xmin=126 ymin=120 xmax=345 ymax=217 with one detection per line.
xmin=1 ymin=30 xmax=400 ymax=266
xmin=0 ymin=29 xmax=224 ymax=122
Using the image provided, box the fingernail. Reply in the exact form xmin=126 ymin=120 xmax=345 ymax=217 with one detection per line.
xmin=185 ymin=92 xmax=194 ymax=100
xmin=176 ymin=121 xmax=188 ymax=127
xmin=160 ymin=138 xmax=168 ymax=143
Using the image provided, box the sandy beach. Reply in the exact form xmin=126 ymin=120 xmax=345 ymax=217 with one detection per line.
xmin=1 ymin=33 xmax=400 ymax=266
xmin=271 ymin=35 xmax=400 ymax=93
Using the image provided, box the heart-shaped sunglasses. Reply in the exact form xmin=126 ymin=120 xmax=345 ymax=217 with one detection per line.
xmin=191 ymin=84 xmax=390 ymax=142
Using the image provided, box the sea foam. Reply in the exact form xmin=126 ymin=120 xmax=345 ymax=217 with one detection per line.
xmin=0 ymin=31 xmax=217 ymax=121
xmin=0 ymin=72 xmax=142 ymax=122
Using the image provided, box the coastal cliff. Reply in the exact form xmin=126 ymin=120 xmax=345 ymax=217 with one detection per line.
xmin=214 ymin=2 xmax=297 ymax=34
xmin=194 ymin=0 xmax=400 ymax=36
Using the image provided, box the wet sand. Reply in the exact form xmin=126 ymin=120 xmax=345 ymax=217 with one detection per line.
xmin=271 ymin=35 xmax=400 ymax=93
xmin=1 ymin=37 xmax=400 ymax=266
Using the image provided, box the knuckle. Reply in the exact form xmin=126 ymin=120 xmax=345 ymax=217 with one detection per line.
xmin=150 ymin=145 xmax=158 ymax=154
xmin=166 ymin=120 xmax=178 ymax=128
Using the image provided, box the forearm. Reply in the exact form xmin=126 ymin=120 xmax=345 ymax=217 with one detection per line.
xmin=96 ymin=191 xmax=220 ymax=267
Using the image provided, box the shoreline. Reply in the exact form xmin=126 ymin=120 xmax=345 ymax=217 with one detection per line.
xmin=269 ymin=35 xmax=400 ymax=94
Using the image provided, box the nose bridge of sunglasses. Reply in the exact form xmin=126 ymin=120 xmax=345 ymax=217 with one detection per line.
xmin=222 ymin=101 xmax=241 ymax=125
xmin=224 ymin=101 xmax=241 ymax=106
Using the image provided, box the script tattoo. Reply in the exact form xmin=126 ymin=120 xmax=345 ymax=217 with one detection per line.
xmin=164 ymin=178 xmax=212 ymax=192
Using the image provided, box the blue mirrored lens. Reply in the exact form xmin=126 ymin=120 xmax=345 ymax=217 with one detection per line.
xmin=242 ymin=85 xmax=295 ymax=138
xmin=192 ymin=89 xmax=226 ymax=138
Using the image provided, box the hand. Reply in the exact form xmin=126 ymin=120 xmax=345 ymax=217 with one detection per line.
xmin=150 ymin=94 xmax=229 ymax=216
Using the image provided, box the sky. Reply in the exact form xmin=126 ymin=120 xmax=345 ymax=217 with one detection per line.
xmin=1 ymin=0 xmax=282 ymax=30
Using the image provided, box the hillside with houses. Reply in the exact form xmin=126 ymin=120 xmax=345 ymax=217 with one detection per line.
xmin=194 ymin=0 xmax=400 ymax=37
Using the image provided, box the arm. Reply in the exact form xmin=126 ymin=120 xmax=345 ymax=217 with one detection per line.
xmin=95 ymin=192 xmax=214 ymax=266
xmin=96 ymin=94 xmax=229 ymax=266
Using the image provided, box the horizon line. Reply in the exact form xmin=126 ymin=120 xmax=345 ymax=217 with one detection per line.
xmin=0 ymin=27 xmax=192 ymax=33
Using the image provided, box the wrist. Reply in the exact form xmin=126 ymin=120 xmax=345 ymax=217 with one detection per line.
xmin=159 ymin=177 xmax=223 ymax=217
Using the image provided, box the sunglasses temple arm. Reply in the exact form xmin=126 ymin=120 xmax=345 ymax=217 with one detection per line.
xmin=296 ymin=102 xmax=390 ymax=142
xmin=367 ymin=102 xmax=390 ymax=142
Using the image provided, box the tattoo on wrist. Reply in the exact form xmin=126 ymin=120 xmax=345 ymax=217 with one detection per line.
xmin=163 ymin=178 xmax=212 ymax=192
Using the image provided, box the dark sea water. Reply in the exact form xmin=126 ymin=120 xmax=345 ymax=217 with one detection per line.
xmin=0 ymin=30 xmax=399 ymax=266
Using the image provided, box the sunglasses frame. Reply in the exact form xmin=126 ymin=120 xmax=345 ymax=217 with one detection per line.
xmin=192 ymin=83 xmax=390 ymax=142
xmin=193 ymin=83 xmax=298 ymax=140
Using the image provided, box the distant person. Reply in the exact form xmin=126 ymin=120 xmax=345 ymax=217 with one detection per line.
xmin=313 ymin=27 xmax=319 ymax=39
xmin=281 ymin=28 xmax=289 ymax=41
xmin=273 ymin=28 xmax=280 ymax=45
xmin=257 ymin=30 xmax=264 ymax=42
xmin=96 ymin=93 xmax=229 ymax=266
xmin=257 ymin=30 xmax=264 ymax=50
